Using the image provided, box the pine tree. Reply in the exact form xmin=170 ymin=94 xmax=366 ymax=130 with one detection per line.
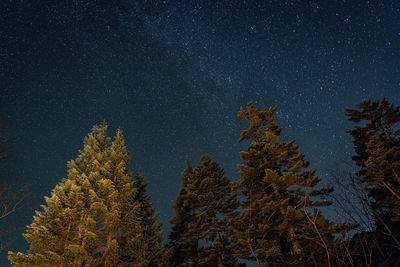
xmin=347 ymin=98 xmax=400 ymax=218
xmin=234 ymin=102 xmax=339 ymax=266
xmin=9 ymin=123 xmax=167 ymax=266
xmin=125 ymin=173 xmax=170 ymax=266
xmin=187 ymin=155 xmax=239 ymax=267
xmin=9 ymin=123 xmax=113 ymax=266
xmin=168 ymin=159 xmax=199 ymax=266
xmin=169 ymin=156 xmax=240 ymax=267
xmin=92 ymin=128 xmax=142 ymax=266
xmin=346 ymin=99 xmax=400 ymax=265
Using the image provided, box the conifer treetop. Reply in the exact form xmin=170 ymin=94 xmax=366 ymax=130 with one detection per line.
xmin=9 ymin=123 xmax=168 ymax=267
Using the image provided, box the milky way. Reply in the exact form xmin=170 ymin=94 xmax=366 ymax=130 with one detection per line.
xmin=1 ymin=1 xmax=399 ymax=264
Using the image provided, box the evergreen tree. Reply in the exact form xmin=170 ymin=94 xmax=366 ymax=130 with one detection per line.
xmin=9 ymin=123 xmax=167 ymax=266
xmin=347 ymin=98 xmax=400 ymax=218
xmin=365 ymin=136 xmax=400 ymax=221
xmin=346 ymin=99 xmax=400 ymax=265
xmin=169 ymin=156 xmax=240 ymax=267
xmin=126 ymin=173 xmax=169 ymax=266
xmin=9 ymin=123 xmax=113 ymax=266
xmin=92 ymin=128 xmax=142 ymax=266
xmin=234 ymin=102 xmax=339 ymax=266
xmin=169 ymin=159 xmax=200 ymax=266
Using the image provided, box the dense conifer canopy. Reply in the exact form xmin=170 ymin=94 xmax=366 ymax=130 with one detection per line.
xmin=7 ymin=99 xmax=400 ymax=267
xmin=234 ymin=102 xmax=340 ymax=266
xmin=347 ymin=99 xmax=400 ymax=216
xmin=346 ymin=99 xmax=400 ymax=266
xmin=9 ymin=124 xmax=167 ymax=266
xmin=169 ymin=155 xmax=240 ymax=267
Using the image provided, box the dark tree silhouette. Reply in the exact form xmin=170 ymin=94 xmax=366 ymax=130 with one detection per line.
xmin=169 ymin=156 xmax=240 ymax=267
xmin=345 ymin=99 xmax=400 ymax=266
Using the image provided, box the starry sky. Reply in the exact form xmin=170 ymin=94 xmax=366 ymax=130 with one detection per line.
xmin=1 ymin=0 xmax=400 ymax=264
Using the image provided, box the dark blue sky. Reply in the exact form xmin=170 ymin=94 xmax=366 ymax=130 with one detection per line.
xmin=1 ymin=0 xmax=400 ymax=264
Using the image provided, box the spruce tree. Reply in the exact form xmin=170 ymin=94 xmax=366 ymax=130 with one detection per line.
xmin=169 ymin=156 xmax=240 ymax=267
xmin=9 ymin=123 xmax=114 ymax=266
xmin=234 ymin=102 xmax=339 ymax=266
xmin=9 ymin=123 xmax=167 ymax=266
xmin=169 ymin=159 xmax=199 ymax=266
xmin=92 ymin=128 xmax=142 ymax=266
xmin=347 ymin=99 xmax=400 ymax=218
xmin=346 ymin=99 xmax=400 ymax=265
xmin=126 ymin=173 xmax=169 ymax=266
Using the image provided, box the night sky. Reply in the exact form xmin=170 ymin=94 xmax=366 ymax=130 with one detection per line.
xmin=1 ymin=0 xmax=400 ymax=265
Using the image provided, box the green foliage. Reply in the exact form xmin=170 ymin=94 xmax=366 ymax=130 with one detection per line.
xmin=234 ymin=102 xmax=339 ymax=266
xmin=9 ymin=123 xmax=167 ymax=266
xmin=169 ymin=156 xmax=240 ymax=267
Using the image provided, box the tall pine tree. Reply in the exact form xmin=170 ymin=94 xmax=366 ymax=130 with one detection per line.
xmin=127 ymin=173 xmax=170 ymax=266
xmin=346 ymin=99 xmax=400 ymax=265
xmin=9 ymin=123 xmax=167 ymax=266
xmin=168 ymin=159 xmax=198 ymax=266
xmin=169 ymin=155 xmax=240 ymax=267
xmin=234 ymin=102 xmax=340 ymax=266
xmin=9 ymin=123 xmax=115 ymax=266
xmin=347 ymin=98 xmax=400 ymax=218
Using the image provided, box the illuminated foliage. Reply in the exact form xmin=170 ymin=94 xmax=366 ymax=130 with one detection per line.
xmin=234 ymin=102 xmax=339 ymax=266
xmin=9 ymin=124 xmax=167 ymax=266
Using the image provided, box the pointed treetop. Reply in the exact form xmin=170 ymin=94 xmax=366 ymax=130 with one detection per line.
xmin=238 ymin=101 xmax=281 ymax=142
xmin=81 ymin=122 xmax=110 ymax=152
xmin=111 ymin=128 xmax=128 ymax=156
xmin=90 ymin=121 xmax=108 ymax=137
